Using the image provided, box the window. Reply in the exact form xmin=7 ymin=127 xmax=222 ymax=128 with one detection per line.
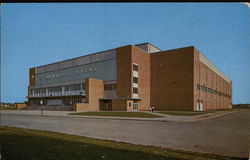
xmin=104 ymin=83 xmax=116 ymax=90
xmin=208 ymin=88 xmax=212 ymax=93
xmin=104 ymin=84 xmax=112 ymax=90
xmin=71 ymin=84 xmax=81 ymax=91
xmin=133 ymin=64 xmax=138 ymax=71
xmin=108 ymin=84 xmax=112 ymax=90
xmin=197 ymin=84 xmax=200 ymax=90
xmin=201 ymin=86 xmax=206 ymax=92
xmin=104 ymin=84 xmax=109 ymax=90
xmin=133 ymin=77 xmax=138 ymax=83
xmin=133 ymin=87 xmax=138 ymax=94
xmin=112 ymin=84 xmax=117 ymax=90
xmin=82 ymin=83 xmax=86 ymax=90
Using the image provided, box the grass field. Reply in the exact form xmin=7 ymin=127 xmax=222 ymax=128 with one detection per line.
xmin=0 ymin=126 xmax=242 ymax=160
xmin=157 ymin=111 xmax=213 ymax=116
xmin=69 ymin=111 xmax=162 ymax=118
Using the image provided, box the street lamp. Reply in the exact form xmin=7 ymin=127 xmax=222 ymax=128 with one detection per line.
xmin=39 ymin=77 xmax=43 ymax=106
xmin=38 ymin=77 xmax=44 ymax=116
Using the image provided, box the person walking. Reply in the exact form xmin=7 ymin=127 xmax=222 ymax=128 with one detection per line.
xmin=149 ymin=106 xmax=152 ymax=112
xmin=152 ymin=106 xmax=155 ymax=112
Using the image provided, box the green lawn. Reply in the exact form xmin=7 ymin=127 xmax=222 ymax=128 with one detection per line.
xmin=157 ymin=111 xmax=214 ymax=116
xmin=0 ymin=106 xmax=16 ymax=110
xmin=0 ymin=126 xmax=241 ymax=160
xmin=69 ymin=111 xmax=162 ymax=118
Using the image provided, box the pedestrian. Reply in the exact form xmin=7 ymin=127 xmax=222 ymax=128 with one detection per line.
xmin=152 ymin=106 xmax=155 ymax=112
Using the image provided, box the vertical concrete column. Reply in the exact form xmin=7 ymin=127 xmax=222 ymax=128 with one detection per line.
xmin=46 ymin=88 xmax=48 ymax=97
xmin=62 ymin=86 xmax=65 ymax=96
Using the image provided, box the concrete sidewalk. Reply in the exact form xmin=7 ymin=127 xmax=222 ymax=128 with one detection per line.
xmin=0 ymin=110 xmax=236 ymax=122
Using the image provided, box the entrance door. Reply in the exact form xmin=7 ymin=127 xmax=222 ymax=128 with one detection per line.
xmin=200 ymin=100 xmax=203 ymax=111
xmin=133 ymin=103 xmax=138 ymax=111
xmin=103 ymin=102 xmax=112 ymax=111
xmin=197 ymin=99 xmax=203 ymax=111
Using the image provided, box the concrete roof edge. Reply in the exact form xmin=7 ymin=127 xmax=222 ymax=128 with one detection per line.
xmin=135 ymin=42 xmax=162 ymax=51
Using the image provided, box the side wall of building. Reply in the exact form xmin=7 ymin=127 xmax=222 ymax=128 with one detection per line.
xmin=29 ymin=68 xmax=36 ymax=86
xmin=116 ymin=46 xmax=132 ymax=99
xmin=194 ymin=48 xmax=232 ymax=110
xmin=131 ymin=46 xmax=150 ymax=111
xmin=116 ymin=45 xmax=150 ymax=111
xmin=74 ymin=78 xmax=104 ymax=111
xmin=150 ymin=47 xmax=195 ymax=111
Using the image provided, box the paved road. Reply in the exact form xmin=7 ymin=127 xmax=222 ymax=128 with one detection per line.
xmin=1 ymin=110 xmax=249 ymax=158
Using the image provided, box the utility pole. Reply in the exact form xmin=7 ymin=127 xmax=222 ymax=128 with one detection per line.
xmin=39 ymin=77 xmax=43 ymax=116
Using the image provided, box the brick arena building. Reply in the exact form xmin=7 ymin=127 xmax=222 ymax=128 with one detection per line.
xmin=28 ymin=43 xmax=232 ymax=111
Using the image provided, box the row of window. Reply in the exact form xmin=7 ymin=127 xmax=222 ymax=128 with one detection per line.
xmin=65 ymin=84 xmax=83 ymax=91
xmin=64 ymin=98 xmax=83 ymax=105
xmin=32 ymin=83 xmax=84 ymax=94
xmin=133 ymin=64 xmax=139 ymax=95
xmin=30 ymin=98 xmax=83 ymax=105
xmin=197 ymin=84 xmax=231 ymax=98
xmin=104 ymin=83 xmax=117 ymax=90
xmin=48 ymin=86 xmax=61 ymax=92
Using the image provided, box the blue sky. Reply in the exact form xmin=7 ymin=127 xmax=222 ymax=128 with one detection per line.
xmin=1 ymin=3 xmax=250 ymax=104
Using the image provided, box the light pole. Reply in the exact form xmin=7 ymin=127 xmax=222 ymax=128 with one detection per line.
xmin=39 ymin=77 xmax=43 ymax=116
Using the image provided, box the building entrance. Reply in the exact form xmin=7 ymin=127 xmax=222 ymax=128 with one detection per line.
xmin=133 ymin=103 xmax=138 ymax=111
xmin=102 ymin=100 xmax=112 ymax=111
xmin=197 ymin=99 xmax=203 ymax=111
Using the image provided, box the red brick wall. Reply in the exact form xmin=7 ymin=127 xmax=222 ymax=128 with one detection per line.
xmin=150 ymin=46 xmax=195 ymax=111
xmin=131 ymin=46 xmax=150 ymax=111
xmin=29 ymin=68 xmax=36 ymax=86
xmin=194 ymin=48 xmax=232 ymax=110
xmin=75 ymin=78 xmax=104 ymax=111
xmin=116 ymin=45 xmax=150 ymax=111
xmin=116 ymin=45 xmax=132 ymax=98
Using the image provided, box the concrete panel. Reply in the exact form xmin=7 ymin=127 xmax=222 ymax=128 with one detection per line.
xmin=200 ymin=53 xmax=230 ymax=83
